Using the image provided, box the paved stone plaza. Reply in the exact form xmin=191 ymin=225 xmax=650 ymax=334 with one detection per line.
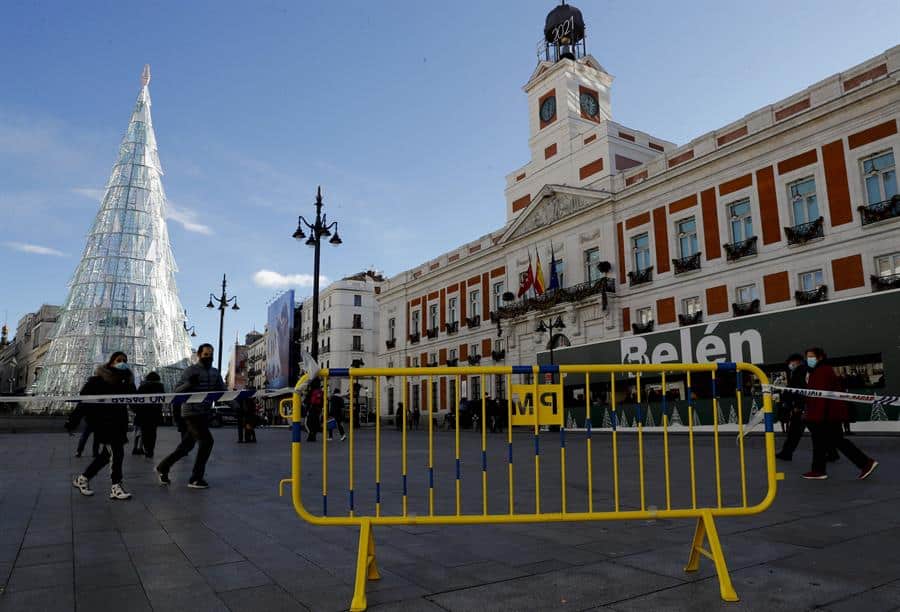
xmin=0 ymin=426 xmax=898 ymax=611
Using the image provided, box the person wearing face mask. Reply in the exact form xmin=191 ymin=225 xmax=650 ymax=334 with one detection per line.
xmin=156 ymin=343 xmax=224 ymax=489
xmin=802 ymin=347 xmax=878 ymax=480
xmin=775 ymin=354 xmax=807 ymax=460
xmin=66 ymin=351 xmax=137 ymax=500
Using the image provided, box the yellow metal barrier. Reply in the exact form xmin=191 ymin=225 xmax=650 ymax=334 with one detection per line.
xmin=280 ymin=362 xmax=781 ymax=610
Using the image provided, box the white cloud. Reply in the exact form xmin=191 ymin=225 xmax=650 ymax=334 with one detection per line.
xmin=166 ymin=202 xmax=213 ymax=235
xmin=253 ymin=269 xmax=329 ymax=288
xmin=71 ymin=187 xmax=105 ymax=201
xmin=4 ymin=241 xmax=66 ymax=257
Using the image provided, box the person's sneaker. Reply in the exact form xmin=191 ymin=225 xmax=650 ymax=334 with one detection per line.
xmin=72 ymin=475 xmax=94 ymax=496
xmin=858 ymin=459 xmax=879 ymax=480
xmin=110 ymin=484 xmax=132 ymax=500
xmin=775 ymin=451 xmax=791 ymax=461
xmin=188 ymin=479 xmax=209 ymax=489
xmin=340 ymin=434 xmax=346 ymax=441
xmin=802 ymin=471 xmax=828 ymax=480
xmin=156 ymin=469 xmax=170 ymax=486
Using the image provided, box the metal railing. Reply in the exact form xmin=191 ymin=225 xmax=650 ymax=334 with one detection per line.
xmin=723 ymin=236 xmax=757 ymax=261
xmin=279 ymin=362 xmax=780 ymax=610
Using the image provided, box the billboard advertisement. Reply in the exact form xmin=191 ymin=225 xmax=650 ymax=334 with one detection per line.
xmin=266 ymin=290 xmax=295 ymax=389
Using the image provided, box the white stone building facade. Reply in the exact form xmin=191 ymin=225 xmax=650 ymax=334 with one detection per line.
xmin=376 ymin=21 xmax=900 ymax=419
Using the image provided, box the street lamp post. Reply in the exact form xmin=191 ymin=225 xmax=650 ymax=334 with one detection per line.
xmin=535 ymin=315 xmax=567 ymax=381
xmin=183 ymin=309 xmax=198 ymax=338
xmin=292 ymin=186 xmax=343 ymax=362
xmin=206 ymin=274 xmax=240 ymax=373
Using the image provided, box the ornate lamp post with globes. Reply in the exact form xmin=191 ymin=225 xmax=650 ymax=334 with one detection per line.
xmin=292 ymin=186 xmax=343 ymax=362
xmin=206 ymin=274 xmax=240 ymax=373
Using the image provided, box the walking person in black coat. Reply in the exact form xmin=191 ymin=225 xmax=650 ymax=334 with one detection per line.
xmin=156 ymin=343 xmax=223 ymax=489
xmin=135 ymin=372 xmax=165 ymax=459
xmin=66 ymin=351 xmax=136 ymax=500
xmin=328 ymin=389 xmax=346 ymax=441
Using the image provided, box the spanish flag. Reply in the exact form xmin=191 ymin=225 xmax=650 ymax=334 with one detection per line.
xmin=518 ymin=253 xmax=534 ymax=298
xmin=534 ymin=249 xmax=546 ymax=295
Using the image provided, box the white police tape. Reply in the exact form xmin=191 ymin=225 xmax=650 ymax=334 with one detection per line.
xmin=0 ymin=387 xmax=297 ymax=405
xmin=764 ymin=385 xmax=900 ymax=408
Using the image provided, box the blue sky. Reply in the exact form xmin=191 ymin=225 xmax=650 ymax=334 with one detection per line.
xmin=1 ymin=0 xmax=897 ymax=352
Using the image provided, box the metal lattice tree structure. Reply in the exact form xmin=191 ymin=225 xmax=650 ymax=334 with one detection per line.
xmin=34 ymin=66 xmax=192 ymax=397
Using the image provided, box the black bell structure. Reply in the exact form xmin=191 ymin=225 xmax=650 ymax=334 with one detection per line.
xmin=541 ymin=1 xmax=586 ymax=62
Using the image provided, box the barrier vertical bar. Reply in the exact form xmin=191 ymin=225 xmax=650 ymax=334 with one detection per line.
xmin=687 ymin=370 xmax=697 ymax=510
xmin=375 ymin=376 xmax=381 ymax=518
xmin=506 ymin=372 xmax=514 ymax=516
xmin=323 ymin=374 xmax=329 ymax=516
xmin=481 ymin=373 xmax=487 ymax=516
xmin=402 ymin=374 xmax=408 ymax=517
xmin=637 ymin=372 xmax=645 ymax=512
xmin=585 ymin=372 xmax=593 ymax=513
xmin=349 ymin=374 xmax=355 ymax=517
xmin=455 ymin=374 xmax=461 ymax=516
xmin=736 ymin=370 xmax=748 ymax=508
xmin=662 ymin=371 xmax=671 ymax=511
xmin=428 ymin=375 xmax=434 ymax=516
xmin=560 ymin=409 xmax=567 ymax=515
xmin=533 ymin=367 xmax=540 ymax=514
xmin=712 ymin=371 xmax=722 ymax=509
xmin=610 ymin=372 xmax=619 ymax=512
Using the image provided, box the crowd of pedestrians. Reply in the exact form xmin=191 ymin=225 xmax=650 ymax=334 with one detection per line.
xmin=67 ymin=342 xmax=264 ymax=501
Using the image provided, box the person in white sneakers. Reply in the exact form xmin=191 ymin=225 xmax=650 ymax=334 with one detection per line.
xmin=66 ymin=351 xmax=136 ymax=500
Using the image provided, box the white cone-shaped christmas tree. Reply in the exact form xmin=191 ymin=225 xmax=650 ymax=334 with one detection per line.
xmin=35 ymin=66 xmax=192 ymax=397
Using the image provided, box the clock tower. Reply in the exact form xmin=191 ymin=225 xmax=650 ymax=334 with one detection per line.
xmin=505 ymin=2 xmax=673 ymax=221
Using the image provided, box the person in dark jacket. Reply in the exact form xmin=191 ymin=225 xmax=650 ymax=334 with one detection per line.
xmin=66 ymin=351 xmax=136 ymax=500
xmin=328 ymin=389 xmax=346 ymax=441
xmin=776 ymin=354 xmax=808 ymax=460
xmin=802 ymin=347 xmax=878 ymax=480
xmin=135 ymin=372 xmax=165 ymax=459
xmin=156 ymin=344 xmax=223 ymax=489
xmin=237 ymin=390 xmax=257 ymax=443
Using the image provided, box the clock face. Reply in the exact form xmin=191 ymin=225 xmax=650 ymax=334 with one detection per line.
xmin=539 ymin=96 xmax=556 ymax=122
xmin=580 ymin=92 xmax=599 ymax=118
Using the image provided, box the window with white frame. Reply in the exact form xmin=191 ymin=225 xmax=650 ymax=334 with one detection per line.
xmin=428 ymin=352 xmax=436 ymax=365
xmin=388 ymin=317 xmax=395 ymax=340
xmin=875 ymin=252 xmax=900 ymax=277
xmin=676 ymin=217 xmax=698 ymax=257
xmin=353 ymin=294 xmax=362 ymax=307
xmin=636 ymin=306 xmax=653 ymax=324
xmin=632 ymin=233 xmax=651 ymax=271
xmin=470 ymin=343 xmax=479 ymax=357
xmin=584 ymin=247 xmax=602 ymax=283
xmin=411 ymin=310 xmax=420 ymax=334
xmin=448 ymin=297 xmax=457 ymax=323
xmin=429 ymin=304 xmax=438 ymax=329
xmin=789 ymin=177 xmax=819 ymax=225
xmin=494 ymin=338 xmax=504 ymax=352
xmin=728 ymin=199 xmax=754 ymax=243
xmin=449 ymin=348 xmax=457 ymax=361
xmin=683 ymin=296 xmax=702 ymax=315
xmin=412 ymin=356 xmax=419 ymax=367
xmin=469 ymin=290 xmax=480 ymax=316
xmin=798 ymin=269 xmax=824 ymax=292
xmin=736 ymin=283 xmax=759 ymax=304
xmin=862 ymin=151 xmax=897 ymax=205
xmin=493 ymin=281 xmax=504 ymax=310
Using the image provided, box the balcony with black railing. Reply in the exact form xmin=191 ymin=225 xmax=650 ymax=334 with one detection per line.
xmin=493 ymin=278 xmax=616 ymax=320
xmin=723 ymin=236 xmax=757 ymax=261
xmin=732 ymin=299 xmax=760 ymax=317
xmin=678 ymin=311 xmax=703 ymax=326
xmin=446 ymin=358 xmax=459 ymax=367
xmin=628 ymin=267 xmax=653 ymax=287
xmin=785 ymin=216 xmax=824 ymax=245
xmin=859 ymin=195 xmax=900 ymax=226
xmin=426 ymin=327 xmax=439 ymax=339
xmin=445 ymin=321 xmax=459 ymax=334
xmin=408 ymin=332 xmax=420 ymax=344
xmin=467 ymin=354 xmax=482 ymax=365
xmin=871 ymin=273 xmax=900 ymax=292
xmin=491 ymin=349 xmax=506 ymax=361
xmin=795 ymin=285 xmax=828 ymax=305
xmin=385 ymin=338 xmax=396 ymax=350
xmin=672 ymin=252 xmax=702 ymax=274
xmin=631 ymin=320 xmax=654 ymax=334
xmin=466 ymin=316 xmax=481 ymax=328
